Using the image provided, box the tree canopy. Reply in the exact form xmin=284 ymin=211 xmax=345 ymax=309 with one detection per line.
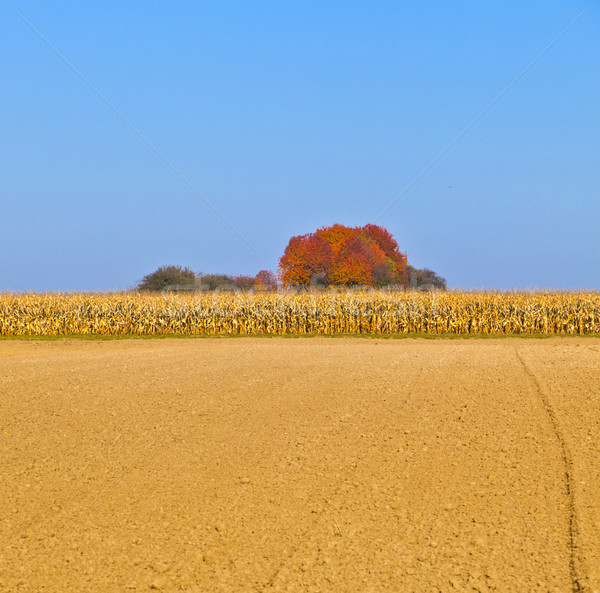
xmin=136 ymin=231 xmax=445 ymax=292
xmin=137 ymin=265 xmax=196 ymax=291
xmin=406 ymin=265 xmax=447 ymax=291
xmin=278 ymin=224 xmax=409 ymax=288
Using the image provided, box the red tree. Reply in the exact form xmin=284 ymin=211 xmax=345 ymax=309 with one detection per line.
xmin=278 ymin=233 xmax=333 ymax=287
xmin=254 ymin=270 xmax=278 ymax=290
xmin=278 ymin=224 xmax=408 ymax=288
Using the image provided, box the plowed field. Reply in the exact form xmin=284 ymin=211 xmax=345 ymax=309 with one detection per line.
xmin=1 ymin=338 xmax=599 ymax=592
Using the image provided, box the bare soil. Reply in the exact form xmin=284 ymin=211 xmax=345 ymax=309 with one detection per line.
xmin=1 ymin=338 xmax=599 ymax=592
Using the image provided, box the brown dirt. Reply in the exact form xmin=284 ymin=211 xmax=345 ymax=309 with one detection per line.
xmin=0 ymin=338 xmax=599 ymax=593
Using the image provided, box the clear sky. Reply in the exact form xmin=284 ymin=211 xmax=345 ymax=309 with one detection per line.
xmin=2 ymin=1 xmax=598 ymax=291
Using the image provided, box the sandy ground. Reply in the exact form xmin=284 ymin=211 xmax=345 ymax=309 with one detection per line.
xmin=0 ymin=337 xmax=599 ymax=593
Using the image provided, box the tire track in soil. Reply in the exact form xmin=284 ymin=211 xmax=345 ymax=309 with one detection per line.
xmin=515 ymin=348 xmax=589 ymax=593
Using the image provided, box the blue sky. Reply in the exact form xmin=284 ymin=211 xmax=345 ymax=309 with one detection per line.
xmin=1 ymin=1 xmax=598 ymax=290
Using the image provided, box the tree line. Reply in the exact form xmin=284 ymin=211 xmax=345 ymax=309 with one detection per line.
xmin=137 ymin=224 xmax=446 ymax=291
xmin=137 ymin=267 xmax=278 ymax=292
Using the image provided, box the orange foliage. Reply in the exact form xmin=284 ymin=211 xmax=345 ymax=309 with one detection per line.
xmin=279 ymin=224 xmax=408 ymax=288
xmin=278 ymin=233 xmax=333 ymax=287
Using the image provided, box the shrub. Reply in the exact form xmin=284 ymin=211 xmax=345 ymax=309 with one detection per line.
xmin=137 ymin=265 xmax=196 ymax=292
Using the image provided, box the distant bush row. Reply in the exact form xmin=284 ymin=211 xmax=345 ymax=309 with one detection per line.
xmin=136 ymin=266 xmax=278 ymax=292
xmin=136 ymin=265 xmax=446 ymax=292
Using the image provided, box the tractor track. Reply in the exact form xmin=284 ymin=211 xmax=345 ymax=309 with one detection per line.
xmin=515 ymin=348 xmax=589 ymax=593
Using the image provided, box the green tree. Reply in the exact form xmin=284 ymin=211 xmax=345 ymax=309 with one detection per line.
xmin=197 ymin=273 xmax=236 ymax=291
xmin=137 ymin=265 xmax=196 ymax=291
xmin=406 ymin=265 xmax=447 ymax=290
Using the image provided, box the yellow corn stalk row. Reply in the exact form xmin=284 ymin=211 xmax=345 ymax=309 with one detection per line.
xmin=1 ymin=291 xmax=599 ymax=336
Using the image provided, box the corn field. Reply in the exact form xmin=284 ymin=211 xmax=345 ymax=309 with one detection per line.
xmin=1 ymin=291 xmax=599 ymax=336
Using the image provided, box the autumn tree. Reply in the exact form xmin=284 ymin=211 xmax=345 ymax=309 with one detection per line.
xmin=278 ymin=233 xmax=334 ymax=287
xmin=278 ymin=224 xmax=409 ymax=288
xmin=254 ymin=270 xmax=278 ymax=290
